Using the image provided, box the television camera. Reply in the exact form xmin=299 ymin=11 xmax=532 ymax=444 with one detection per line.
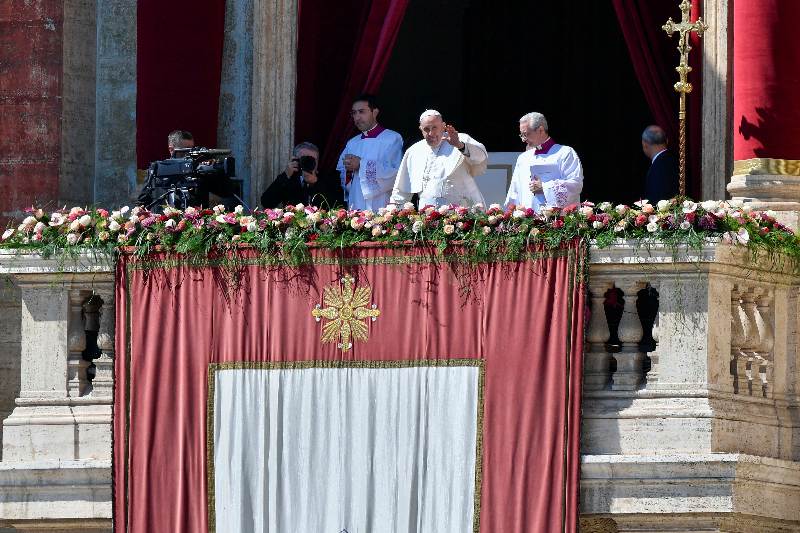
xmin=143 ymin=148 xmax=237 ymax=211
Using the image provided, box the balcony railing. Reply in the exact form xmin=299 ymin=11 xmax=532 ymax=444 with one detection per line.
xmin=0 ymin=243 xmax=798 ymax=531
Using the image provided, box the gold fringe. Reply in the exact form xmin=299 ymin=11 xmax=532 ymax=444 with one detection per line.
xmin=733 ymin=158 xmax=800 ymax=177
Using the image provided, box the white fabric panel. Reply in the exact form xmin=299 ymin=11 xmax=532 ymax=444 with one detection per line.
xmin=213 ymin=365 xmax=480 ymax=533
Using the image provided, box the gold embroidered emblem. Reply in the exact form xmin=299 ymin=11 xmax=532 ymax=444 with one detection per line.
xmin=312 ymin=275 xmax=380 ymax=351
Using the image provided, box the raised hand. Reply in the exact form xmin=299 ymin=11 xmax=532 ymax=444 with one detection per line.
xmin=444 ymin=124 xmax=463 ymax=150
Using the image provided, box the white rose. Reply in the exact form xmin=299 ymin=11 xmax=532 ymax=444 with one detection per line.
xmin=412 ymin=220 xmax=423 ymax=233
xmin=700 ymin=200 xmax=717 ymax=211
xmin=78 ymin=214 xmax=92 ymax=227
xmin=293 ymin=203 xmax=305 ymax=213
xmin=634 ymin=199 xmax=649 ymax=207
xmin=541 ymin=206 xmax=555 ymax=218
xmin=34 ymin=222 xmax=46 ymax=233
xmin=108 ymin=220 xmax=121 ymax=232
xmin=69 ymin=207 xmax=83 ymax=216
xmin=69 ymin=220 xmax=81 ymax=231
xmin=364 ymin=221 xmax=373 ymax=229
xmin=736 ymin=227 xmax=750 ymax=245
xmin=165 ymin=219 xmax=176 ymax=228
xmin=729 ymin=199 xmax=744 ymax=208
xmin=682 ymin=200 xmax=698 ymax=213
xmin=443 ymin=224 xmax=455 ymax=235
xmin=66 ymin=233 xmax=79 ymax=245
xmin=580 ymin=206 xmax=594 ymax=217
xmin=184 ymin=206 xmax=197 ymax=217
xmin=2 ymin=229 xmax=14 ymax=240
xmin=592 ymin=220 xmax=604 ymax=229
xmin=482 ymin=226 xmax=491 ymax=235
xmin=385 ymin=204 xmax=398 ymax=214
xmin=371 ymin=226 xmax=383 ymax=237
xmin=119 ymin=206 xmax=130 ymax=215
xmin=234 ymin=205 xmax=244 ymax=214
xmin=597 ymin=202 xmax=612 ymax=212
xmin=489 ymin=203 xmax=501 ymax=211
xmin=438 ymin=204 xmax=450 ymax=215
xmin=403 ymin=202 xmax=415 ymax=211
xmin=614 ymin=221 xmax=626 ymax=232
xmin=512 ymin=210 xmax=525 ymax=219
xmin=487 ymin=215 xmax=497 ymax=225
xmin=680 ymin=220 xmax=691 ymax=230
xmin=656 ymin=199 xmax=671 ymax=211
xmin=21 ymin=216 xmax=37 ymax=227
xmin=49 ymin=213 xmax=66 ymax=226
xmin=648 ymin=214 xmax=659 ymax=223
xmin=131 ymin=206 xmax=143 ymax=217
xmin=246 ymin=221 xmax=258 ymax=232
xmin=646 ymin=221 xmax=658 ymax=232
xmin=615 ymin=204 xmax=629 ymax=215
xmin=213 ymin=204 xmax=226 ymax=214
xmin=215 ymin=215 xmax=227 ymax=224
xmin=163 ymin=206 xmax=181 ymax=216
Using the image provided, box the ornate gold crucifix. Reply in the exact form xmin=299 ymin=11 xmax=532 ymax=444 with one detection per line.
xmin=663 ymin=0 xmax=708 ymax=196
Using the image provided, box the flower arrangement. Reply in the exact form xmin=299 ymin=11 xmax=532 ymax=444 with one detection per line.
xmin=1 ymin=199 xmax=798 ymax=267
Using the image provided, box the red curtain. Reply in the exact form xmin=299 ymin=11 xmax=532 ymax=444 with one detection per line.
xmin=612 ymin=0 xmax=702 ymax=199
xmin=295 ymin=0 xmax=409 ymax=170
xmin=136 ymin=1 xmax=227 ymax=169
xmin=114 ymin=242 xmax=586 ymax=532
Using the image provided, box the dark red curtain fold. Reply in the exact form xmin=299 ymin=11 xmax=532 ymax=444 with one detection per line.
xmin=612 ymin=0 xmax=702 ymax=198
xmin=136 ymin=1 xmax=227 ymax=169
xmin=295 ymin=0 xmax=410 ymax=169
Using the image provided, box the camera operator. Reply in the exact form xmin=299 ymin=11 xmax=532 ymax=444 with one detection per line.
xmin=260 ymin=142 xmax=343 ymax=209
xmin=137 ymin=129 xmax=234 ymax=209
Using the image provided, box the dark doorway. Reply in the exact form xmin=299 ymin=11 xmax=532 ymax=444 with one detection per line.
xmin=378 ymin=0 xmax=653 ymax=206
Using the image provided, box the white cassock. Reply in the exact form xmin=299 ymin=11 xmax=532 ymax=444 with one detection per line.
xmin=504 ymin=140 xmax=583 ymax=211
xmin=390 ymin=134 xmax=488 ymax=207
xmin=336 ymin=126 xmax=403 ymax=211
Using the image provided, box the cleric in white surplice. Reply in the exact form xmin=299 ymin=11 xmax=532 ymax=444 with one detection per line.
xmin=505 ymin=112 xmax=583 ymax=211
xmin=336 ymin=94 xmax=404 ymax=211
xmin=390 ymin=109 xmax=488 ymax=208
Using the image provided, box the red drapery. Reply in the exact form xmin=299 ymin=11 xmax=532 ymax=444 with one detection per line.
xmin=612 ymin=0 xmax=702 ymax=199
xmin=135 ymin=0 xmax=227 ymax=169
xmin=114 ymin=243 xmax=586 ymax=532
xmin=295 ymin=0 xmax=409 ymax=170
xmin=733 ymin=0 xmax=800 ymax=160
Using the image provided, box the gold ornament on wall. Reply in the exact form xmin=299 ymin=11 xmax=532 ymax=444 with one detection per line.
xmin=312 ymin=275 xmax=380 ymax=351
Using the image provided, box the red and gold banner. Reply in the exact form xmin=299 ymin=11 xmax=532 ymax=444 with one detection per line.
xmin=114 ymin=241 xmax=586 ymax=532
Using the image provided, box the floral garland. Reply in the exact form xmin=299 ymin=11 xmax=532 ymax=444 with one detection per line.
xmin=1 ymin=199 xmax=798 ymax=268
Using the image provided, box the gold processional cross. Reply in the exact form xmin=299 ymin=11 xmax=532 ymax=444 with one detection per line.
xmin=662 ymin=0 xmax=708 ymax=196
xmin=312 ymin=275 xmax=380 ymax=352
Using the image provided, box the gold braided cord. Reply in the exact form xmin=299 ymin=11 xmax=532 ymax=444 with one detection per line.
xmin=733 ymin=158 xmax=800 ymax=177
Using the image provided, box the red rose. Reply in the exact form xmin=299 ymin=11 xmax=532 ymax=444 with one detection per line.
xmin=634 ymin=214 xmax=647 ymax=227
xmin=552 ymin=219 xmax=565 ymax=229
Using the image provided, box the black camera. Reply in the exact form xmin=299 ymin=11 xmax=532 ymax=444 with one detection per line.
xmin=144 ymin=148 xmax=236 ymax=210
xmin=292 ymin=155 xmax=317 ymax=174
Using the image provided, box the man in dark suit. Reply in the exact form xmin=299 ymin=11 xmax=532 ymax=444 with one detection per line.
xmin=261 ymin=142 xmax=343 ymax=209
xmin=641 ymin=125 xmax=679 ymax=201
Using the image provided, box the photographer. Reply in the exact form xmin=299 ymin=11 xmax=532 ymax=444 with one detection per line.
xmin=137 ymin=130 xmax=235 ymax=210
xmin=260 ymin=142 xmax=343 ymax=209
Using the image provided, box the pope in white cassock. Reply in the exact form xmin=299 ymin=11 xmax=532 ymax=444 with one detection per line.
xmin=336 ymin=94 xmax=404 ymax=211
xmin=505 ymin=112 xmax=583 ymax=211
xmin=390 ymin=109 xmax=488 ymax=208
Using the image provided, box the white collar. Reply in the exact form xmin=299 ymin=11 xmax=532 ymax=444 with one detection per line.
xmin=652 ymin=148 xmax=667 ymax=162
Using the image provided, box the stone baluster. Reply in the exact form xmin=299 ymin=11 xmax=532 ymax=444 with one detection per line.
xmin=740 ymin=288 xmax=760 ymax=395
xmin=67 ymin=290 xmax=90 ymax=397
xmin=584 ymin=280 xmax=614 ymax=391
xmin=611 ymin=279 xmax=646 ymax=391
xmin=753 ymin=289 xmax=774 ymax=398
xmin=730 ymin=285 xmax=748 ymax=394
xmin=92 ymin=288 xmax=115 ymax=399
xmin=636 ymin=283 xmax=659 ymax=387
